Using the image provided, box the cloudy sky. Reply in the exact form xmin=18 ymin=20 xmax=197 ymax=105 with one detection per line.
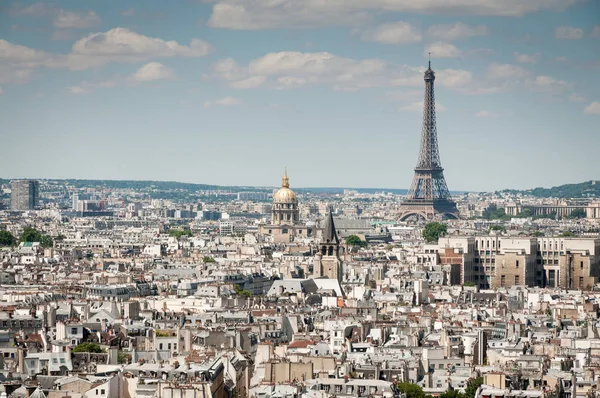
xmin=1 ymin=0 xmax=599 ymax=192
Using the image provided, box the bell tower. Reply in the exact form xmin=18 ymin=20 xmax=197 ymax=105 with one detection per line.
xmin=314 ymin=209 xmax=343 ymax=282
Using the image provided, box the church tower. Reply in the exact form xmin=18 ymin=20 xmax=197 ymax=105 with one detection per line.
xmin=314 ymin=209 xmax=343 ymax=282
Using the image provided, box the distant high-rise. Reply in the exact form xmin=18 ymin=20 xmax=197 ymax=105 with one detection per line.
xmin=398 ymin=60 xmax=459 ymax=221
xmin=10 ymin=180 xmax=39 ymax=211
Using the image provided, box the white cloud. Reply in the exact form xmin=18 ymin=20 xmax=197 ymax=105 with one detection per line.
xmin=526 ymin=75 xmax=571 ymax=94
xmin=0 ymin=65 xmax=35 ymax=84
xmin=513 ymin=52 xmax=540 ymax=64
xmin=248 ymin=51 xmax=386 ymax=77
xmin=437 ymin=69 xmax=473 ymax=88
xmin=53 ymin=10 xmax=101 ymax=29
xmin=427 ymin=23 xmax=489 ymax=41
xmin=0 ymin=87 xmax=3 ymax=95
xmin=555 ymin=56 xmax=568 ymax=62
xmin=121 ymin=8 xmax=135 ymax=17
xmin=361 ymin=22 xmax=422 ymax=44
xmin=0 ymin=29 xmax=212 ymax=80
xmin=584 ymin=101 xmax=600 ymax=115
xmin=208 ymin=0 xmax=581 ymax=30
xmin=10 ymin=2 xmax=54 ymax=17
xmin=592 ymin=25 xmax=600 ymax=38
xmin=486 ymin=63 xmax=529 ymax=80
xmin=568 ymin=93 xmax=586 ymax=102
xmin=424 ymin=42 xmax=462 ymax=58
xmin=230 ymin=75 xmax=266 ymax=89
xmin=211 ymin=51 xmax=485 ymax=94
xmin=555 ymin=26 xmax=584 ymax=39
xmin=203 ymin=97 xmax=243 ymax=107
xmin=399 ymin=101 xmax=446 ymax=112
xmin=132 ymin=62 xmax=174 ymax=82
xmin=68 ymin=63 xmax=174 ymax=94
xmin=476 ymin=110 xmax=497 ymax=117
xmin=276 ymin=76 xmax=307 ymax=89
xmin=67 ymin=28 xmax=212 ymax=70
xmin=212 ymin=51 xmax=419 ymax=91
xmin=68 ymin=85 xmax=92 ymax=95
xmin=67 ymin=79 xmax=117 ymax=95
xmin=0 ymin=39 xmax=54 ymax=64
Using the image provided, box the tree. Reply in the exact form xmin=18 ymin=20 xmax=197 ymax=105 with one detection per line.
xmin=489 ymin=225 xmax=506 ymax=233
xmin=568 ymin=208 xmax=586 ymax=219
xmin=203 ymin=256 xmax=216 ymax=263
xmin=234 ymin=284 xmax=251 ymax=297
xmin=397 ymin=382 xmax=426 ymax=398
xmin=422 ymin=222 xmax=447 ymax=243
xmin=39 ymin=235 xmax=54 ymax=248
xmin=169 ymin=229 xmax=193 ymax=238
xmin=531 ymin=230 xmax=545 ymax=237
xmin=0 ymin=231 xmax=15 ymax=247
xmin=558 ymin=231 xmax=574 ymax=237
xmin=516 ymin=208 xmax=534 ymax=218
xmin=20 ymin=227 xmax=42 ymax=243
xmin=482 ymin=207 xmax=510 ymax=221
xmin=118 ymin=351 xmax=131 ymax=364
xmin=346 ymin=235 xmax=366 ymax=247
xmin=464 ymin=377 xmax=483 ymax=398
xmin=72 ymin=342 xmax=104 ymax=353
xmin=440 ymin=390 xmax=465 ymax=398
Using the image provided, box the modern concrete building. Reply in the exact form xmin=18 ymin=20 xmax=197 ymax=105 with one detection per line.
xmin=10 ymin=180 xmax=39 ymax=211
xmin=438 ymin=236 xmax=600 ymax=290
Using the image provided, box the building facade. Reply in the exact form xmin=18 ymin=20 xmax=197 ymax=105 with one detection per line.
xmin=10 ymin=180 xmax=39 ymax=211
xmin=438 ymin=236 xmax=600 ymax=290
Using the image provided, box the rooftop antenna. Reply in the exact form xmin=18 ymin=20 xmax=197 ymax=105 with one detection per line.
xmin=428 ymin=52 xmax=431 ymax=69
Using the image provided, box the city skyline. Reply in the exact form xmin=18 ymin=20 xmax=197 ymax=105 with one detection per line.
xmin=1 ymin=0 xmax=599 ymax=191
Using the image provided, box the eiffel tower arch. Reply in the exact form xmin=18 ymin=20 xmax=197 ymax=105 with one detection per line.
xmin=398 ymin=61 xmax=459 ymax=222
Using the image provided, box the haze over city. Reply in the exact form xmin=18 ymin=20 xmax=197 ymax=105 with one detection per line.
xmin=1 ymin=0 xmax=599 ymax=191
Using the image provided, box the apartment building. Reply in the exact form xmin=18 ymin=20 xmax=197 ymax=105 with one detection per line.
xmin=438 ymin=236 xmax=600 ymax=290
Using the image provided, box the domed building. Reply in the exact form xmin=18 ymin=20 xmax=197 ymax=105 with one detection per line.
xmin=260 ymin=169 xmax=314 ymax=243
xmin=272 ymin=168 xmax=299 ymax=225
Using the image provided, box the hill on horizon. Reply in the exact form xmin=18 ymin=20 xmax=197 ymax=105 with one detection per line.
xmin=499 ymin=180 xmax=600 ymax=198
xmin=1 ymin=178 xmax=597 ymax=198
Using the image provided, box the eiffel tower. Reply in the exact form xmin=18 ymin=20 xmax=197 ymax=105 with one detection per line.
xmin=398 ymin=59 xmax=459 ymax=221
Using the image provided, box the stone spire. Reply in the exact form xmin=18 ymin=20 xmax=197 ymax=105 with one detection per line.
xmin=322 ymin=208 xmax=339 ymax=244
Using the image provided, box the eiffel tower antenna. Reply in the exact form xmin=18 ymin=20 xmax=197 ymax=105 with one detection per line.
xmin=398 ymin=59 xmax=459 ymax=221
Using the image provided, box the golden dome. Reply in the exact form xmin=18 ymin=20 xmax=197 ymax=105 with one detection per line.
xmin=273 ymin=168 xmax=298 ymax=204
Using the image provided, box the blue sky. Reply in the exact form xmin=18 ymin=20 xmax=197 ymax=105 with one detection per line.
xmin=1 ymin=0 xmax=599 ymax=192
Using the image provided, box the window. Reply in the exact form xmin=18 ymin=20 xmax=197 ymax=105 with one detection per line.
xmin=515 ymin=260 xmax=519 ymax=268
xmin=581 ymin=261 xmax=584 ymax=269
xmin=71 ymin=328 xmax=78 ymax=334
xmin=501 ymin=275 xmax=506 ymax=287
xmin=515 ymin=275 xmax=519 ymax=285
xmin=159 ymin=343 xmax=163 ymax=350
xmin=101 ymin=389 xmax=105 ymax=395
xmin=168 ymin=343 xmax=171 ymax=350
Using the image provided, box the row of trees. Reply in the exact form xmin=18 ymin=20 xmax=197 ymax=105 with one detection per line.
xmin=397 ymin=377 xmax=483 ymax=398
xmin=0 ymin=227 xmax=54 ymax=248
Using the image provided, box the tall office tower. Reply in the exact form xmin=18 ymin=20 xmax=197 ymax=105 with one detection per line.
xmin=398 ymin=60 xmax=459 ymax=221
xmin=10 ymin=180 xmax=39 ymax=211
xmin=72 ymin=194 xmax=79 ymax=211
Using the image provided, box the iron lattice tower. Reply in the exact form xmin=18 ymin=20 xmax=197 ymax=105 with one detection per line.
xmin=398 ymin=60 xmax=459 ymax=221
